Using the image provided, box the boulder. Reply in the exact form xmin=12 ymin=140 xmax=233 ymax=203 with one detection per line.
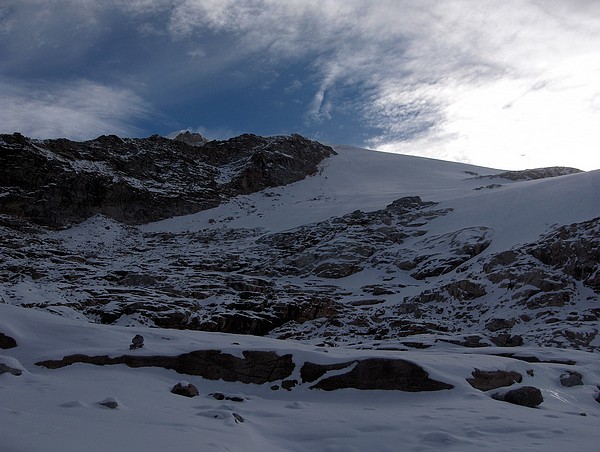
xmin=309 ymin=358 xmax=453 ymax=392
xmin=560 ymin=371 xmax=583 ymax=387
xmin=171 ymin=381 xmax=199 ymax=397
xmin=0 ymin=332 xmax=17 ymax=349
xmin=495 ymin=386 xmax=543 ymax=408
xmin=467 ymin=370 xmax=522 ymax=391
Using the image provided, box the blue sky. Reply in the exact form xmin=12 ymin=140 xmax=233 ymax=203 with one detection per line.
xmin=1 ymin=0 xmax=600 ymax=170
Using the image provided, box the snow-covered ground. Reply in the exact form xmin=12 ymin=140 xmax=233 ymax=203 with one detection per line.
xmin=1 ymin=303 xmax=600 ymax=452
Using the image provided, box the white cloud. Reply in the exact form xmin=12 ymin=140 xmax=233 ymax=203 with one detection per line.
xmin=4 ymin=1 xmax=600 ymax=169
xmin=0 ymin=79 xmax=151 ymax=140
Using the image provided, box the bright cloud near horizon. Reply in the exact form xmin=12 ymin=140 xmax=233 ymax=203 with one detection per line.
xmin=1 ymin=0 xmax=600 ymax=170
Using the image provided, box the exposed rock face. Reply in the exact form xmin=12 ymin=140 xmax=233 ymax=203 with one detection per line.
xmin=0 ymin=132 xmax=335 ymax=228
xmin=36 ymin=350 xmax=295 ymax=384
xmin=494 ymin=167 xmax=582 ymax=181
xmin=467 ymin=370 xmax=522 ymax=391
xmin=307 ymin=358 xmax=453 ymax=391
xmin=172 ymin=131 xmax=207 ymax=147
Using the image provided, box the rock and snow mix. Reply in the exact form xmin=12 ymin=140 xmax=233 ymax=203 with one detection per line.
xmin=1 ymin=133 xmax=599 ymax=450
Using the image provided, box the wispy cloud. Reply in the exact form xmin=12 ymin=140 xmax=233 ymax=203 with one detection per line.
xmin=2 ymin=1 xmax=600 ymax=169
xmin=0 ymin=78 xmax=151 ymax=139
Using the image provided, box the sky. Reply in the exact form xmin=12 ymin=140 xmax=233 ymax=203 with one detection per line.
xmin=1 ymin=0 xmax=600 ymax=171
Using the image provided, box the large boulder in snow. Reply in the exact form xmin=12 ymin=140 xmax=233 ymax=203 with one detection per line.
xmin=308 ymin=358 xmax=453 ymax=392
xmin=171 ymin=381 xmax=199 ymax=397
xmin=467 ymin=369 xmax=522 ymax=391
xmin=494 ymin=386 xmax=544 ymax=408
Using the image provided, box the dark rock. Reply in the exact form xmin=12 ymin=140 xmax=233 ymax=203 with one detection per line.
xmin=171 ymin=382 xmax=199 ymax=397
xmin=438 ymin=335 xmax=488 ymax=348
xmin=98 ymin=398 xmax=119 ymax=409
xmin=0 ymin=363 xmax=22 ymax=376
xmin=498 ymin=386 xmax=544 ymax=408
xmin=300 ymin=361 xmax=355 ymax=383
xmin=36 ymin=349 xmax=295 ymax=384
xmin=0 ymin=332 xmax=17 ymax=349
xmin=467 ymin=370 xmax=522 ymax=391
xmin=130 ymin=334 xmax=144 ymax=350
xmin=485 ymin=318 xmax=517 ymax=332
xmin=209 ymin=392 xmax=244 ymax=402
xmin=560 ymin=371 xmax=583 ymax=387
xmin=309 ymin=358 xmax=453 ymax=391
xmin=0 ymin=132 xmax=334 ymax=228
xmin=281 ymin=379 xmax=298 ymax=391
xmin=490 ymin=334 xmax=524 ymax=347
xmin=232 ymin=412 xmax=244 ymax=423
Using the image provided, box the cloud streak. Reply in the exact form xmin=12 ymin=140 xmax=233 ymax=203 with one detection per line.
xmin=0 ymin=78 xmax=151 ymax=140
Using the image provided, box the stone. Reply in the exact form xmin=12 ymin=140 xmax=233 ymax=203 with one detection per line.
xmin=495 ymin=386 xmax=544 ymax=408
xmin=0 ymin=332 xmax=17 ymax=349
xmin=130 ymin=334 xmax=144 ymax=350
xmin=0 ymin=363 xmax=23 ymax=376
xmin=232 ymin=413 xmax=244 ymax=423
xmin=560 ymin=371 xmax=583 ymax=387
xmin=467 ymin=370 xmax=522 ymax=391
xmin=171 ymin=381 xmax=199 ymax=397
xmin=490 ymin=334 xmax=524 ymax=347
xmin=98 ymin=398 xmax=119 ymax=409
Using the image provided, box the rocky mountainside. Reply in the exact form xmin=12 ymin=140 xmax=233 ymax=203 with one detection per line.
xmin=0 ymin=132 xmax=334 ymax=227
xmin=0 ymin=132 xmax=598 ymax=352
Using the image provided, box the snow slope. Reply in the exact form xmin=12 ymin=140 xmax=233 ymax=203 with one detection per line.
xmin=2 ymin=303 xmax=600 ymax=452
xmin=144 ymin=145 xmax=600 ymax=252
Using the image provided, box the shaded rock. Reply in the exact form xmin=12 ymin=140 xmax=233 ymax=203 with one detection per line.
xmin=467 ymin=370 xmax=522 ymax=391
xmin=309 ymin=358 xmax=453 ymax=391
xmin=485 ymin=318 xmax=516 ymax=332
xmin=490 ymin=334 xmax=524 ymax=347
xmin=560 ymin=371 xmax=583 ymax=387
xmin=0 ymin=363 xmax=23 ymax=376
xmin=171 ymin=381 xmax=199 ymax=397
xmin=281 ymin=379 xmax=298 ymax=391
xmin=438 ymin=335 xmax=488 ymax=348
xmin=129 ymin=334 xmax=144 ymax=350
xmin=37 ymin=349 xmax=295 ymax=384
xmin=98 ymin=398 xmax=119 ymax=409
xmin=232 ymin=412 xmax=244 ymax=423
xmin=209 ymin=393 xmax=244 ymax=402
xmin=497 ymin=386 xmax=544 ymax=408
xmin=300 ymin=361 xmax=355 ymax=383
xmin=0 ymin=332 xmax=17 ymax=349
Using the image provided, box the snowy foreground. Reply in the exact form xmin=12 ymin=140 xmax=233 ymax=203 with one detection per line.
xmin=2 ymin=300 xmax=600 ymax=451
xmin=2 ymin=144 xmax=600 ymax=451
